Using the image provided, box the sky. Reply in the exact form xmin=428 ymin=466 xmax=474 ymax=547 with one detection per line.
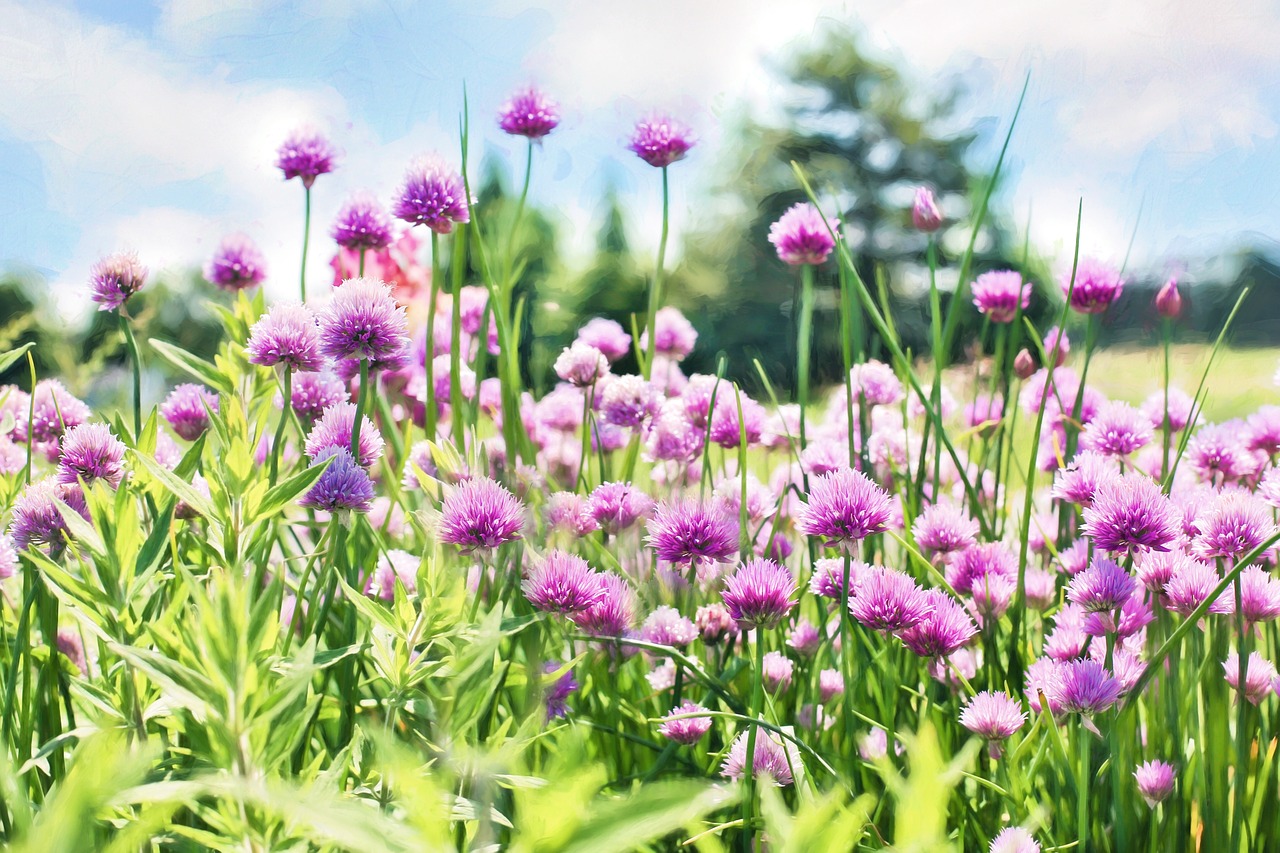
xmin=4 ymin=0 xmax=1280 ymax=317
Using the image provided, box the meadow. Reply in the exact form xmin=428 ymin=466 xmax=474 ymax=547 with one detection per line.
xmin=1 ymin=87 xmax=1279 ymax=853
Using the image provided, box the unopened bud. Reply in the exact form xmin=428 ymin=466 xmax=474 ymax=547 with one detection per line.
xmin=1014 ymin=349 xmax=1036 ymax=379
xmin=911 ymin=187 xmax=943 ymax=233
xmin=1155 ymin=277 xmax=1182 ymax=319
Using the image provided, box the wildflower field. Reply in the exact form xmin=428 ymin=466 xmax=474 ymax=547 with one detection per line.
xmin=3 ymin=83 xmax=1280 ymax=853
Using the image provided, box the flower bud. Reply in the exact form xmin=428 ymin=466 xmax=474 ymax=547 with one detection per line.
xmin=911 ymin=187 xmax=943 ymax=232
xmin=1155 ymin=278 xmax=1182 ymax=319
xmin=1014 ymin=349 xmax=1036 ymax=380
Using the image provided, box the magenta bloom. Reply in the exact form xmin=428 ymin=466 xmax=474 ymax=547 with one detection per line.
xmin=1223 ymin=651 xmax=1277 ymax=704
xmin=204 ymin=233 xmax=266 ymax=292
xmin=498 ymin=86 xmax=559 ymax=140
xmin=629 ymin=115 xmax=694 ymax=168
xmin=658 ymin=700 xmax=712 ymax=745
xmin=1141 ymin=387 xmax=1196 ymax=432
xmin=439 ymin=477 xmax=525 ymax=553
xmin=522 ymin=550 xmax=604 ymax=614
xmin=300 ymin=448 xmax=374 ymax=514
xmin=850 ymin=360 xmax=903 ymax=407
xmin=1162 ymin=558 xmax=1233 ymax=615
xmin=89 ymin=251 xmax=147 ymax=312
xmin=276 ymin=127 xmax=336 ymax=187
xmin=1051 ymin=451 xmax=1118 ymax=507
xmin=911 ymin=187 xmax=943 ymax=232
xmin=768 ymin=202 xmax=838 ymax=266
xmin=1239 ymin=566 xmax=1280 ymax=625
xmin=695 ymin=603 xmax=738 ymax=644
xmin=1155 ymin=278 xmax=1182 ymax=319
xmin=959 ymin=691 xmax=1026 ymax=742
xmin=600 ymin=375 xmax=661 ymax=429
xmin=990 ymin=827 xmax=1040 ymax=853
xmin=393 ymin=155 xmax=470 ymax=234
xmin=570 ymin=573 xmax=636 ymax=637
xmin=848 ymin=566 xmax=932 ymax=633
xmin=721 ymin=558 xmax=796 ymax=628
xmin=946 ymin=543 xmax=1016 ymax=596
xmin=970 ymin=271 xmax=1030 ymax=323
xmin=639 ymin=605 xmax=698 ymax=649
xmin=1050 ymin=659 xmax=1124 ymax=715
xmin=1134 ymin=760 xmax=1175 ymax=807
xmin=640 ymin=306 xmax=699 ymax=360
xmin=1081 ymin=473 xmax=1179 ymax=553
xmin=8 ymin=479 xmax=87 ymax=556
xmin=1063 ymin=258 xmax=1124 ymax=314
xmin=721 ymin=730 xmax=801 ymax=787
xmin=1067 ymin=555 xmax=1138 ymax=616
xmin=304 ymin=402 xmax=383 ymax=469
xmin=319 ymin=277 xmax=410 ymax=365
xmin=554 ymin=342 xmax=609 ymax=387
xmin=796 ymin=467 xmax=893 ymax=547
xmin=56 ymin=423 xmax=126 ymax=488
xmin=246 ymin=302 xmax=325 ymax=372
xmin=587 ymin=481 xmax=654 ymax=534
xmin=576 ymin=317 xmax=632 ymax=363
xmin=25 ymin=380 xmax=91 ymax=445
xmin=912 ymin=503 xmax=979 ymax=555
xmin=645 ymin=498 xmax=738 ymax=568
xmin=899 ymin=589 xmax=978 ymax=659
xmin=1193 ymin=490 xmax=1276 ymax=560
xmin=762 ymin=651 xmax=794 ymax=693
xmin=290 ymin=371 xmax=348 ymax=428
xmin=332 ymin=192 xmax=394 ymax=251
xmin=161 ymin=384 xmax=218 ymax=441
xmin=1081 ymin=401 xmax=1153 ymax=457
xmin=0 ymin=534 xmax=16 ymax=579
xmin=820 ymin=669 xmax=845 ymax=702
xmin=365 ymin=549 xmax=419 ymax=601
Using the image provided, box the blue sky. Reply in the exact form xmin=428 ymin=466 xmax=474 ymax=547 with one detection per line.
xmin=4 ymin=0 xmax=1280 ymax=315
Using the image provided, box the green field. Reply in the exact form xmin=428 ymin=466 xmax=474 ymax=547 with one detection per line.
xmin=1085 ymin=344 xmax=1279 ymax=420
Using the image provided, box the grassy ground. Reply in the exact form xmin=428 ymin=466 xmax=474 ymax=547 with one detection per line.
xmin=1085 ymin=344 xmax=1279 ymax=421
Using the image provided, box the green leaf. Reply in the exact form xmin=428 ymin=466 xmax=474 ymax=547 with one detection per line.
xmin=149 ymin=339 xmax=234 ymax=395
xmin=558 ymin=782 xmax=738 ymax=853
xmin=252 ymin=458 xmax=330 ymax=522
xmin=0 ymin=342 xmax=35 ymax=375
xmin=131 ymin=449 xmax=219 ymax=524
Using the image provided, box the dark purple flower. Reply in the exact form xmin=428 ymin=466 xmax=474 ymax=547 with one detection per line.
xmin=1062 ymin=259 xmax=1124 ymax=314
xmin=204 ymin=233 xmax=267 ymax=292
xmin=392 ymin=155 xmax=470 ymax=234
xmin=629 ymin=115 xmax=694 ymax=168
xmin=276 ymin=127 xmax=337 ymax=188
xmin=899 ymin=588 xmax=977 ymax=658
xmin=544 ymin=661 xmax=578 ymax=720
xmin=848 ymin=566 xmax=933 ymax=633
xmin=721 ymin=730 xmax=801 ymax=786
xmin=1050 ymin=659 xmax=1123 ymax=715
xmin=56 ymin=423 xmax=126 ymax=488
xmin=1134 ymin=760 xmax=1175 ymax=807
xmin=768 ymin=202 xmax=838 ymax=266
xmin=522 ymin=550 xmax=604 ymax=614
xmin=645 ymin=498 xmax=738 ymax=568
xmin=89 ymin=251 xmax=147 ymax=312
xmin=721 ymin=558 xmax=796 ymax=628
xmin=161 ymin=384 xmax=217 ymax=441
xmin=570 ymin=572 xmax=636 ymax=637
xmin=8 ymin=479 xmax=87 ymax=555
xmin=658 ymin=700 xmax=712 ymax=745
xmin=796 ymin=467 xmax=893 ymax=547
xmin=319 ymin=277 xmax=410 ymax=364
xmin=439 ymin=477 xmax=524 ymax=553
xmin=300 ymin=447 xmax=374 ymax=514
xmin=1067 ymin=555 xmax=1138 ymax=616
xmin=246 ymin=302 xmax=325 ymax=372
xmin=971 ymin=271 xmax=1030 ymax=323
xmin=498 ymin=86 xmax=560 ymax=140
xmin=290 ymin=371 xmax=348 ymax=428
xmin=331 ymin=191 xmax=394 ymax=252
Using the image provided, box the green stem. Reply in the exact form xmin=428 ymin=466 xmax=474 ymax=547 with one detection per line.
xmin=270 ymin=369 xmax=292 ymax=486
xmin=426 ymin=232 xmax=441 ymax=440
xmin=642 ymin=166 xmax=670 ymax=380
xmin=742 ymin=626 xmax=766 ymax=849
xmin=1077 ymin=721 xmax=1090 ymax=853
xmin=121 ymin=313 xmax=142 ymax=437
xmin=450 ymin=225 xmax=467 ymax=450
xmin=351 ymin=360 xmax=369 ymax=460
xmin=301 ymin=185 xmax=312 ymax=302
xmin=797 ymin=263 xmax=815 ymax=451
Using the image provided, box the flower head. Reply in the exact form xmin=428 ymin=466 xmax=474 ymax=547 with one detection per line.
xmin=768 ymin=202 xmax=838 ymax=266
xmin=762 ymin=651 xmax=794 ymax=693
xmin=89 ymin=251 xmax=147 ymax=312
xmin=913 ymin=502 xmax=980 ymax=555
xmin=587 ymin=481 xmax=654 ymax=534
xmin=1155 ymin=278 xmax=1182 ymax=319
xmin=56 ymin=423 xmax=126 ymax=488
xmin=849 ymin=566 xmax=933 ymax=634
xmin=1193 ymin=490 xmax=1276 ymax=560
xmin=960 ymin=691 xmax=1026 ymax=742
xmin=439 ymin=477 xmax=525 ymax=553
xmin=1081 ymin=401 xmax=1153 ymax=457
xmin=1050 ymin=659 xmax=1123 ymax=715
xmin=246 ymin=302 xmax=325 ymax=372
xmin=1067 ymin=555 xmax=1138 ymax=616
xmin=319 ymin=277 xmax=410 ymax=365
xmin=299 ymin=448 xmax=375 ymax=514
xmin=1052 ymin=451 xmax=1118 ymax=507
xmin=544 ymin=661 xmax=577 ymax=720
xmin=1239 ymin=565 xmax=1280 ymax=625
xmin=721 ymin=730 xmax=802 ymax=787
xmin=276 ymin=127 xmax=337 ymax=188
xmin=796 ymin=467 xmax=893 ymax=547
xmin=1224 ymin=651 xmax=1277 ymax=704
xmin=364 ymin=549 xmax=418 ymax=601
xmin=392 ymin=155 xmax=470 ymax=234
xmin=499 ymin=86 xmax=560 ymax=140
xmin=658 ymin=701 xmax=713 ymax=745
xmin=204 ymin=233 xmax=267 ymax=292
xmin=522 ymin=550 xmax=604 ymax=614
xmin=645 ymin=498 xmax=738 ymax=568
xmin=820 ymin=669 xmax=845 ymax=702
xmin=304 ymin=402 xmax=383 ymax=469
xmin=1134 ymin=760 xmax=1175 ymax=807
xmin=990 ymin=827 xmax=1040 ymax=853
xmin=640 ymin=306 xmax=699 ymax=360
xmin=570 ymin=573 xmax=636 ymax=637
xmin=161 ymin=384 xmax=218 ymax=441
xmin=554 ymin=342 xmax=609 ymax=387
xmin=290 ymin=371 xmax=348 ymax=428
xmin=575 ymin=317 xmax=632 ymax=362
xmin=1162 ymin=557 xmax=1233 ymax=615
xmin=899 ymin=589 xmax=978 ymax=658
xmin=721 ymin=558 xmax=796 ymax=628
xmin=695 ymin=603 xmax=738 ymax=645
xmin=1081 ymin=472 xmax=1179 ymax=553
xmin=332 ymin=191 xmax=395 ymax=252
xmin=8 ymin=479 xmax=87 ymax=556
xmin=629 ymin=116 xmax=694 ymax=167
xmin=640 ymin=605 xmax=698 ymax=648
xmin=970 ymin=271 xmax=1030 ymax=323
xmin=1063 ymin=259 xmax=1124 ymax=314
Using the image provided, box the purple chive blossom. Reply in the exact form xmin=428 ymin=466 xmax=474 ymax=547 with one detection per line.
xmin=203 ymin=233 xmax=267 ymax=292
xmin=1081 ymin=401 xmax=1153 ymax=457
xmin=161 ymin=384 xmax=218 ymax=441
xmin=721 ymin=558 xmax=796 ymax=629
xmin=850 ymin=360 xmax=904 ymax=407
xmin=439 ymin=477 xmax=524 ymax=554
xmin=1082 ymin=473 xmax=1179 ymax=553
xmin=299 ymin=448 xmax=375 ymax=514
xmin=545 ymin=492 xmax=599 ymax=537
xmin=990 ymin=827 xmax=1041 ymax=853
xmin=319 ymin=277 xmax=410 ymax=364
xmin=1261 ymin=467 xmax=1280 ymax=509
xmin=640 ymin=306 xmax=699 ymax=361
xmin=796 ymin=467 xmax=893 ymax=547
xmin=498 ymin=86 xmax=560 ymax=140
xmin=1052 ymin=451 xmax=1119 ymax=507
xmin=1067 ymin=555 xmax=1138 ymax=617
xmin=1186 ymin=423 xmax=1253 ymax=484
xmin=629 ymin=115 xmax=694 ymax=168
xmin=721 ymin=730 xmax=801 ymax=787
xmin=8 ymin=479 xmax=87 ymax=555
xmin=1162 ymin=558 xmax=1233 ymax=615
xmin=708 ymin=392 xmax=766 ymax=448
xmin=1224 ymin=651 xmax=1278 ymax=704
xmin=544 ymin=661 xmax=577 ymax=720
xmin=304 ymin=402 xmax=383 ymax=469
xmin=576 ymin=317 xmax=632 ymax=363
xmin=331 ymin=191 xmax=394 ymax=252
xmin=1063 ymin=258 xmax=1124 ymax=314
xmin=1193 ymin=490 xmax=1276 ymax=560
xmin=600 ymin=375 xmax=661 ymax=428
xmin=586 ymin=481 xmax=655 ymax=533
xmin=89 ymin=251 xmax=147 ymax=312
xmin=695 ymin=603 xmax=738 ymax=645
xmin=820 ymin=669 xmax=845 ymax=702
xmin=762 ymin=651 xmax=794 ymax=693
xmin=1085 ymin=593 xmax=1154 ymax=639
xmin=640 ymin=605 xmax=698 ymax=648
xmin=0 ymin=534 xmax=15 ymax=579
xmin=1239 ymin=565 xmax=1280 ymax=625
xmin=1136 ymin=549 xmax=1185 ymax=593
xmin=768 ymin=202 xmax=838 ymax=266
xmin=658 ymin=701 xmax=712 ymax=745
xmin=1155 ymin=278 xmax=1182 ymax=319
xmin=848 ymin=566 xmax=933 ymax=634
xmin=570 ymin=573 xmax=636 ymax=637
xmin=946 ymin=543 xmax=1016 ymax=596
xmin=1050 ymin=659 xmax=1124 ymax=715
xmin=912 ymin=502 xmax=980 ymax=555
xmin=364 ymin=549 xmax=418 ymax=600
xmin=1246 ymin=406 xmax=1280 ymax=455
xmin=392 ymin=155 xmax=470 ymax=234
xmin=290 ymin=372 xmax=348 ymax=428
xmin=899 ymin=589 xmax=978 ymax=659
xmin=276 ymin=127 xmax=337 ymax=187
xmin=56 ymin=423 xmax=126 ymax=488
xmin=911 ymin=187 xmax=943 ymax=232
xmin=970 ymin=271 xmax=1031 ymax=323
xmin=645 ymin=498 xmax=739 ymax=569
xmin=959 ymin=691 xmax=1027 ymax=746
xmin=787 ymin=618 xmax=822 ymax=656
xmin=554 ymin=342 xmax=610 ymax=387
xmin=1141 ymin=387 xmax=1196 ymax=432
xmin=1134 ymin=760 xmax=1176 ymax=807
xmin=246 ymin=302 xmax=325 ymax=372
xmin=24 ymin=380 xmax=90 ymax=446
xmin=522 ymin=550 xmax=604 ymax=614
